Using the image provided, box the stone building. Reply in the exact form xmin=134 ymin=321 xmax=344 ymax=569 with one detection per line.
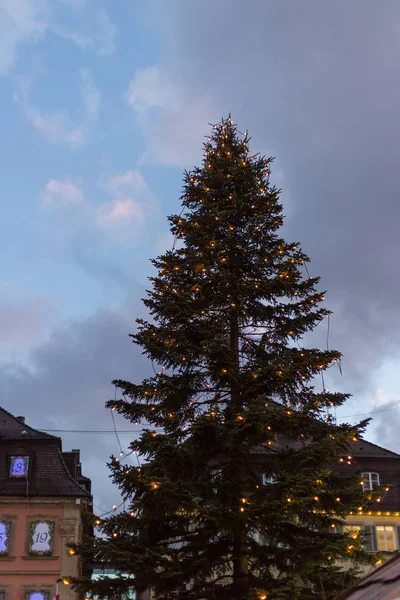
xmin=0 ymin=407 xmax=92 ymax=600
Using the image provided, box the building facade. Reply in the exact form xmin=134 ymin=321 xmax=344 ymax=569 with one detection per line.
xmin=0 ymin=407 xmax=92 ymax=600
xmin=334 ymin=437 xmax=400 ymax=564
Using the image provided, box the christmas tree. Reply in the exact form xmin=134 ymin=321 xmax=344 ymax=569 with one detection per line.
xmin=70 ymin=117 xmax=376 ymax=599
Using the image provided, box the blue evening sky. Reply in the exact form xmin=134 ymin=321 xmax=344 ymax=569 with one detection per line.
xmin=1 ymin=0 xmax=400 ymax=508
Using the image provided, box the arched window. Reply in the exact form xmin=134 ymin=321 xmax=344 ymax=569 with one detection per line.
xmin=361 ymin=472 xmax=380 ymax=490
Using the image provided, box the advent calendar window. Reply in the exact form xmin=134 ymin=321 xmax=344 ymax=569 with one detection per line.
xmin=28 ymin=521 xmax=55 ymax=555
xmin=9 ymin=456 xmax=29 ymax=478
xmin=25 ymin=592 xmax=49 ymax=600
xmin=0 ymin=521 xmax=11 ymax=555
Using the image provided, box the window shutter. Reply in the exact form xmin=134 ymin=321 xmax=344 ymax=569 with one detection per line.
xmin=363 ymin=525 xmax=377 ymax=552
xmin=336 ymin=525 xmax=344 ymax=534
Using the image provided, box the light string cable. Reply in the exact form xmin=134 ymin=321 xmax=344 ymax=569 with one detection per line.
xmin=302 ymin=260 xmax=339 ymax=424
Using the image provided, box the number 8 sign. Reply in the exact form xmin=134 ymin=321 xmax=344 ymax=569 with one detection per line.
xmin=29 ymin=521 xmax=54 ymax=555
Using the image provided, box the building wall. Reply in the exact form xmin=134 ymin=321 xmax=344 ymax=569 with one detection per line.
xmin=0 ymin=496 xmax=87 ymax=600
xmin=343 ymin=512 xmax=400 ymax=576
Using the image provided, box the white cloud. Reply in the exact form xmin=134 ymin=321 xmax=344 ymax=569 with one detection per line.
xmin=104 ymin=169 xmax=146 ymax=196
xmin=97 ymin=169 xmax=156 ymax=228
xmin=0 ymin=0 xmax=48 ymax=74
xmin=27 ymin=107 xmax=85 ymax=146
xmin=366 ymin=388 xmax=397 ymax=408
xmin=41 ymin=178 xmax=83 ymax=208
xmin=0 ymin=1 xmax=115 ymax=77
xmin=125 ymin=66 xmax=180 ymax=114
xmin=14 ymin=76 xmax=86 ymax=146
xmin=51 ymin=9 xmax=115 ymax=56
xmin=80 ymin=68 xmax=101 ymax=121
xmin=124 ymin=65 xmax=217 ymax=166
xmin=97 ymin=198 xmax=145 ymax=225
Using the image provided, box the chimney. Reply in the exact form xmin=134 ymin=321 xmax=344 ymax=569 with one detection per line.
xmin=17 ymin=416 xmax=25 ymax=424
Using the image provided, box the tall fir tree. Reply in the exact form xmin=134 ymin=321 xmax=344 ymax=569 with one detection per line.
xmin=70 ymin=117 xmax=376 ymax=600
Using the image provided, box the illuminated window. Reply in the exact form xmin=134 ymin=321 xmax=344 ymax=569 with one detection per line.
xmin=29 ymin=521 xmax=55 ymax=555
xmin=361 ymin=472 xmax=380 ymax=491
xmin=0 ymin=521 xmax=11 ymax=555
xmin=376 ymin=525 xmax=396 ymax=552
xmin=9 ymin=456 xmax=29 ymax=478
xmin=25 ymin=592 xmax=49 ymax=600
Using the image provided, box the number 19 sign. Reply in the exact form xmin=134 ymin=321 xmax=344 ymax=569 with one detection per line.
xmin=29 ymin=521 xmax=54 ymax=555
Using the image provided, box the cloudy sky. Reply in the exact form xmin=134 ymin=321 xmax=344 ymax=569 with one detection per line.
xmin=1 ymin=0 xmax=400 ymax=510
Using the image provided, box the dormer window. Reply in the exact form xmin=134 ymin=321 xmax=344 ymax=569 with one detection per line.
xmin=9 ymin=456 xmax=29 ymax=478
xmin=262 ymin=474 xmax=276 ymax=485
xmin=361 ymin=472 xmax=380 ymax=490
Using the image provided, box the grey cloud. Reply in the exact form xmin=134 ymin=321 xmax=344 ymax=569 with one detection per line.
xmin=0 ymin=296 xmax=152 ymax=509
xmin=146 ymin=0 xmax=400 ymax=388
xmin=0 ymin=295 xmax=52 ymax=346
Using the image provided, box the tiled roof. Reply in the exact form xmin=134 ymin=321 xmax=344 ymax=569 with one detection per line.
xmin=335 ymin=553 xmax=400 ymax=599
xmin=0 ymin=407 xmax=90 ymax=498
xmin=0 ymin=442 xmax=90 ymax=497
xmin=0 ymin=407 xmax=57 ymax=440
xmin=352 ymin=438 xmax=400 ymax=458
